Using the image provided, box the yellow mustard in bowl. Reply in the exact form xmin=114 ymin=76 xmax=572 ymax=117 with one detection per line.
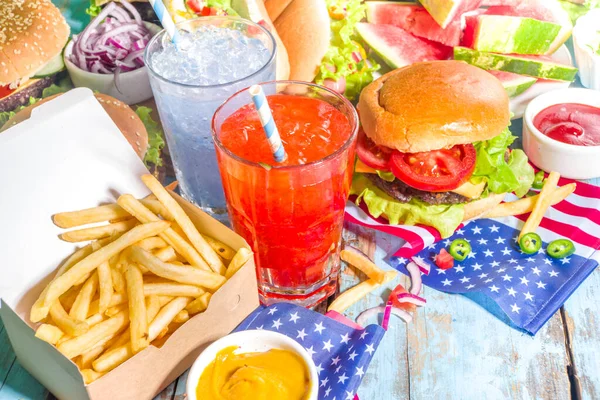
xmin=196 ymin=345 xmax=311 ymax=400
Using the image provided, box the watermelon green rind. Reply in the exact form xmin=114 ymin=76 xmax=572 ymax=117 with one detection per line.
xmin=356 ymin=23 xmax=452 ymax=69
xmin=488 ymin=71 xmax=537 ymax=97
xmin=454 ymin=47 xmax=577 ymax=81
xmin=473 ymin=15 xmax=562 ymax=55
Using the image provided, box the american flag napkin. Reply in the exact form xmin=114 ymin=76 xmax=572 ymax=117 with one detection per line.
xmin=235 ymin=303 xmax=385 ymax=399
xmin=345 ymin=176 xmax=600 ymax=335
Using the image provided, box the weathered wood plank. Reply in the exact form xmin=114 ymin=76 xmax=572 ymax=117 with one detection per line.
xmin=342 ymin=224 xmax=411 ymax=400
xmin=563 ymin=269 xmax=600 ymax=400
xmin=153 ymin=377 xmax=177 ymax=400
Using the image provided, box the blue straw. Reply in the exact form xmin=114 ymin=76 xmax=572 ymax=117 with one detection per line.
xmin=249 ymin=85 xmax=287 ymax=163
xmin=147 ymin=0 xmax=181 ymax=45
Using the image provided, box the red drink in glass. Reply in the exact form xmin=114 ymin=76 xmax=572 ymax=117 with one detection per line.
xmin=212 ymin=81 xmax=358 ymax=307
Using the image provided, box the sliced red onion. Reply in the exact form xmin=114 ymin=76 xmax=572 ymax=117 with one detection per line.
xmin=352 ymin=51 xmax=362 ymax=63
xmin=71 ymin=1 xmax=150 ymax=75
xmin=410 ymin=256 xmax=431 ymax=275
xmin=323 ymin=76 xmax=347 ymax=94
xmin=356 ymin=306 xmax=412 ymax=327
xmin=406 ymin=261 xmax=423 ymax=295
xmin=396 ymin=293 xmax=427 ymax=307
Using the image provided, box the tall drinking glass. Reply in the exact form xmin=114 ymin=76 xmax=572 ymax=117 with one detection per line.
xmin=145 ymin=17 xmax=276 ymax=223
xmin=212 ymin=81 xmax=359 ymax=307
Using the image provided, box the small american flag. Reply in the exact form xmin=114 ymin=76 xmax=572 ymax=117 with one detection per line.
xmin=236 ymin=303 xmax=385 ymax=399
xmin=345 ymin=176 xmax=600 ymax=335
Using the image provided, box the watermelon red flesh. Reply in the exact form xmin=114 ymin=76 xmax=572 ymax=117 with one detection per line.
xmin=356 ymin=23 xmax=453 ymax=69
xmin=366 ymin=2 xmax=464 ymax=47
xmin=419 ymin=0 xmax=483 ymax=29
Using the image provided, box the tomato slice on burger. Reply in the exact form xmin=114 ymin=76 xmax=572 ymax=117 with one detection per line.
xmin=390 ymin=144 xmax=476 ymax=192
xmin=0 ymin=85 xmax=15 ymax=100
xmin=356 ymin=129 xmax=392 ymax=170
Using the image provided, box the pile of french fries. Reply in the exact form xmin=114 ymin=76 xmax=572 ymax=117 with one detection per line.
xmin=31 ymin=174 xmax=252 ymax=384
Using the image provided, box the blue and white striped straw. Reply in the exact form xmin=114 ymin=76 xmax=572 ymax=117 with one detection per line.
xmin=147 ymin=0 xmax=181 ymax=45
xmin=249 ymin=85 xmax=287 ymax=163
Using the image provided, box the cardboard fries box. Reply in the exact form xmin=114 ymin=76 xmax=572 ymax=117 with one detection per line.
xmin=0 ymin=88 xmax=259 ymax=399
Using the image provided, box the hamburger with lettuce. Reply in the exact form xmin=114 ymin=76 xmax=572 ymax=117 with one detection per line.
xmin=353 ymin=61 xmax=534 ymax=238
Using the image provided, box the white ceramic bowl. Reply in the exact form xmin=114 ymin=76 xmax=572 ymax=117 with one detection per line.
xmin=573 ymin=9 xmax=600 ymax=91
xmin=64 ymin=22 xmax=161 ymax=105
xmin=186 ymin=330 xmax=318 ymax=400
xmin=523 ymin=88 xmax=600 ymax=179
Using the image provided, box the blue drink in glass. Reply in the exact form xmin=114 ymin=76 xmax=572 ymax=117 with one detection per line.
xmin=145 ymin=17 xmax=276 ymax=223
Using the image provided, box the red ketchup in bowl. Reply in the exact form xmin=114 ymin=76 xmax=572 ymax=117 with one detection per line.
xmin=533 ymin=103 xmax=600 ymax=146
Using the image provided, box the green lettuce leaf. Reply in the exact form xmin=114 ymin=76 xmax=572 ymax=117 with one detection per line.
xmin=136 ymin=106 xmax=165 ymax=167
xmin=376 ymin=170 xmax=395 ymax=182
xmin=315 ymin=0 xmax=379 ymax=100
xmin=471 ymin=127 xmax=534 ymax=198
xmin=351 ymin=174 xmax=465 ymax=238
xmin=86 ymin=0 xmax=102 ymax=17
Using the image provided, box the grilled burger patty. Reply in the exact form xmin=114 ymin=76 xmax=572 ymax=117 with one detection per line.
xmin=367 ymin=174 xmax=469 ymax=205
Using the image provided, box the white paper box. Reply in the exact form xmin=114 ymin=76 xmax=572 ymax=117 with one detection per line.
xmin=0 ymin=88 xmax=258 ymax=399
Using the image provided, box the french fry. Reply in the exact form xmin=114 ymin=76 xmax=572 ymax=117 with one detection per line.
xmin=97 ymin=259 xmax=114 ymax=314
xmin=484 ymin=183 xmax=576 ymax=219
xmin=92 ymin=343 xmax=133 ymax=373
xmin=519 ymin=171 xmax=561 ymax=240
xmin=31 ymin=239 xmax=110 ymax=322
xmin=155 ymin=327 xmax=169 ymax=340
xmin=59 ymin=285 xmax=82 ymax=313
xmin=204 ymin=236 xmax=236 ymax=261
xmin=105 ymin=303 xmax=127 ymax=317
xmin=137 ymin=236 xmax=168 ymax=251
xmin=141 ymin=174 xmax=225 ymax=275
xmin=141 ymin=198 xmax=174 ymax=221
xmin=146 ymin=296 xmax=161 ymax=324
xmin=40 ymin=221 xmax=170 ymax=316
xmin=57 ymin=310 xmax=129 ymax=359
xmin=70 ymin=273 xmax=99 ymax=321
xmin=81 ymin=369 xmax=105 ymax=384
xmin=80 ymin=345 xmax=106 ymax=369
xmin=126 ymin=264 xmax=149 ymax=354
xmin=130 ymin=246 xmax=225 ymax=290
xmin=106 ymin=330 xmax=130 ymax=353
xmin=53 ymin=204 xmax=130 ymax=229
xmin=143 ymin=283 xmax=205 ymax=297
xmin=89 ymin=293 xmax=127 ymax=316
xmin=49 ymin=301 xmax=89 ymax=336
xmin=225 ymin=248 xmax=252 ymax=279
xmin=35 ymin=324 xmax=64 ymax=345
xmin=185 ymin=293 xmax=212 ymax=315
xmin=172 ymin=310 xmax=189 ymax=323
xmin=117 ymin=194 xmax=210 ymax=271
xmin=85 ymin=313 xmax=105 ymax=327
xmin=164 ymin=181 xmax=179 ymax=191
xmin=158 ymin=296 xmax=174 ymax=306
xmin=340 ymin=248 xmax=386 ymax=284
xmin=148 ymin=297 xmax=191 ymax=342
xmin=327 ymin=270 xmax=397 ymax=314
xmin=151 ymin=333 xmax=172 ymax=348
xmin=153 ymin=246 xmax=178 ymax=262
xmin=60 ymin=220 xmax=138 ymax=243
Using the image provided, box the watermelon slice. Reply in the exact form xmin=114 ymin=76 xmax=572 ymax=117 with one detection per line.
xmin=419 ymin=0 xmax=482 ymax=28
xmin=454 ymin=46 xmax=578 ymax=81
xmin=468 ymin=15 xmax=562 ymax=55
xmin=365 ymin=2 xmax=463 ymax=47
xmin=467 ymin=1 xmax=573 ymax=54
xmin=487 ymin=70 xmax=537 ymax=97
xmin=356 ymin=23 xmax=453 ymax=69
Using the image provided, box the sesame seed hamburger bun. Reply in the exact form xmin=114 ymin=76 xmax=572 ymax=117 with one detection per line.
xmin=1 ymin=93 xmax=149 ymax=159
xmin=0 ymin=0 xmax=70 ymax=86
xmin=357 ymin=61 xmax=510 ymax=153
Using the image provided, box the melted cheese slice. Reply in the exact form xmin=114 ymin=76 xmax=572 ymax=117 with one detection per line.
xmin=354 ymin=159 xmax=485 ymax=199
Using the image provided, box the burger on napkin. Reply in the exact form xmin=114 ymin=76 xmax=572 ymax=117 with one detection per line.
xmin=353 ymin=61 xmax=535 ymax=238
xmin=264 ymin=0 xmax=379 ymax=100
